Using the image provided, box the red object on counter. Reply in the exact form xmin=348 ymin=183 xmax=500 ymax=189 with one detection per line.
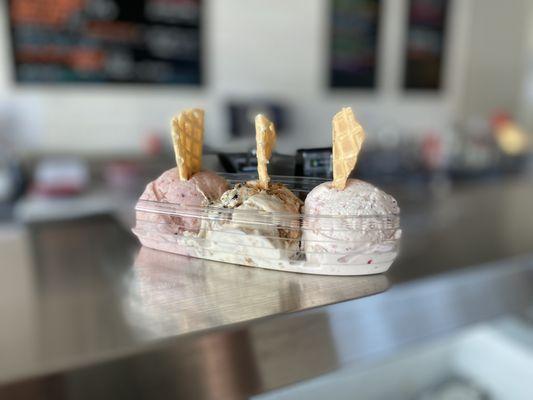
xmin=143 ymin=133 xmax=163 ymax=156
xmin=421 ymin=132 xmax=443 ymax=170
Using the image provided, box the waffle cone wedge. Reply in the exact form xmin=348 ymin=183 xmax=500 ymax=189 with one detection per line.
xmin=255 ymin=114 xmax=276 ymax=189
xmin=171 ymin=109 xmax=205 ymax=181
xmin=332 ymin=107 xmax=365 ymax=190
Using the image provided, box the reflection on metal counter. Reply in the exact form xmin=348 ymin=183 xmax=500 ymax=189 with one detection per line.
xmin=2 ymin=176 xmax=533 ymax=399
xmin=128 ymin=247 xmax=390 ymax=337
xmin=0 ymin=214 xmax=389 ymax=388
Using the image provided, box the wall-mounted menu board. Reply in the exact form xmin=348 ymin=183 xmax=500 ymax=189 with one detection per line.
xmin=403 ymin=0 xmax=448 ymax=90
xmin=329 ymin=0 xmax=381 ymax=88
xmin=8 ymin=0 xmax=202 ymax=84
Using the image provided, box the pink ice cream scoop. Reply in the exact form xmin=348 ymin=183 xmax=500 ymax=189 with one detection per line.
xmin=303 ymin=179 xmax=401 ymax=268
xmin=135 ymin=168 xmax=229 ymax=236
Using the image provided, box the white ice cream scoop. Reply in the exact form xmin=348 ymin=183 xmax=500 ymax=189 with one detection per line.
xmin=303 ymin=179 xmax=400 ymax=270
xmin=302 ymin=107 xmax=401 ymax=274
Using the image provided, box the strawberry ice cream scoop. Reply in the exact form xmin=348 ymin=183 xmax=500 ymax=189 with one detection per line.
xmin=135 ymin=168 xmax=228 ymax=235
xmin=303 ymin=179 xmax=401 ymax=270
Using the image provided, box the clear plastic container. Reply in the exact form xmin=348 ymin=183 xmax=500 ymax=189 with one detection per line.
xmin=133 ymin=173 xmax=401 ymax=276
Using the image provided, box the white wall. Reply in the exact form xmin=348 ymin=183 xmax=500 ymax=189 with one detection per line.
xmin=0 ymin=0 xmax=525 ymax=156
xmin=518 ymin=1 xmax=533 ymax=130
xmin=458 ymin=0 xmax=530 ymax=121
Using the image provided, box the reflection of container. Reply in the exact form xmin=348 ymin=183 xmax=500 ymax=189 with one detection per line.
xmin=130 ymin=246 xmax=391 ymax=332
xmin=133 ymin=173 xmax=401 ymax=276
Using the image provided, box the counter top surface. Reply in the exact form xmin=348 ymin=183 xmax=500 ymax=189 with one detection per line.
xmin=1 ymin=176 xmax=533 ymax=398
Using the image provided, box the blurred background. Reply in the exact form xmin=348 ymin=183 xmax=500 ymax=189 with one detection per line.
xmin=0 ymin=0 xmax=531 ymax=218
xmin=2 ymin=1 xmax=533 ymax=399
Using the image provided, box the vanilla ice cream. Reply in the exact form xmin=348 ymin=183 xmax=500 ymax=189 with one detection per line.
xmin=199 ymin=181 xmax=303 ymax=268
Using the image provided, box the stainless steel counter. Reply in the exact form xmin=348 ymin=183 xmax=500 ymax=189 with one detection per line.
xmin=1 ymin=177 xmax=533 ymax=399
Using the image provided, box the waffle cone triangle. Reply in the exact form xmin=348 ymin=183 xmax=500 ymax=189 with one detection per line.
xmin=171 ymin=109 xmax=204 ymax=181
xmin=255 ymin=114 xmax=276 ymax=189
xmin=332 ymin=107 xmax=365 ymax=190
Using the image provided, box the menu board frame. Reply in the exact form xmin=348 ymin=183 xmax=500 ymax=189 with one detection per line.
xmin=6 ymin=0 xmax=204 ymax=86
xmin=403 ymin=0 xmax=449 ymax=91
xmin=328 ymin=0 xmax=382 ymax=89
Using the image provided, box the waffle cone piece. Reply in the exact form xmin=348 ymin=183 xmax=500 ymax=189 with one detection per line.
xmin=255 ymin=114 xmax=276 ymax=189
xmin=171 ymin=109 xmax=205 ymax=180
xmin=332 ymin=107 xmax=365 ymax=190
